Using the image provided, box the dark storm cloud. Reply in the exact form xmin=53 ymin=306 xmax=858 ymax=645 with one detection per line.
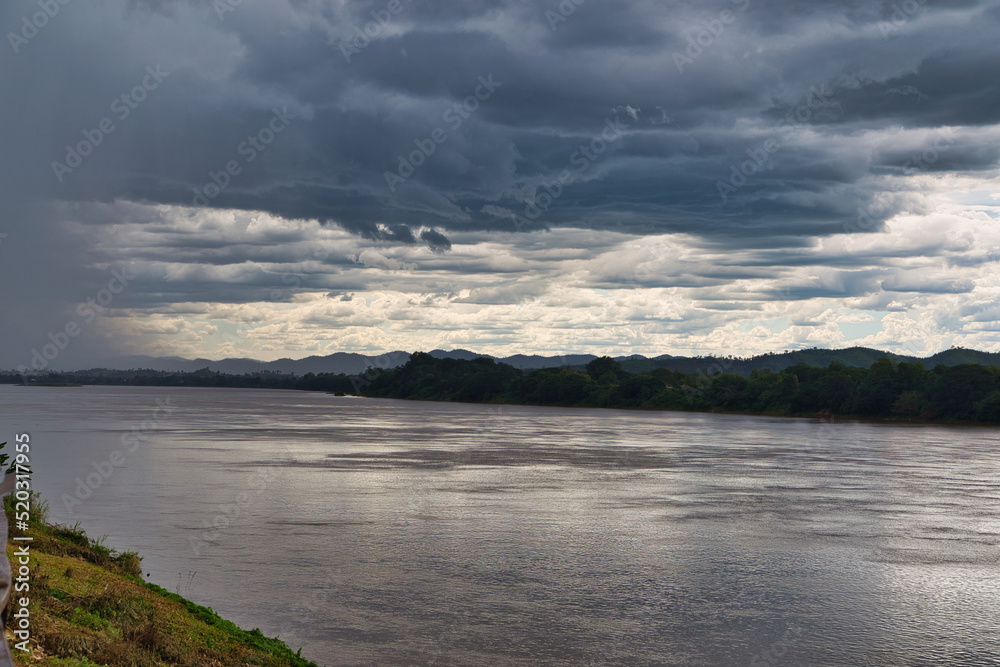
xmin=420 ymin=228 xmax=452 ymax=253
xmin=6 ymin=0 xmax=997 ymax=242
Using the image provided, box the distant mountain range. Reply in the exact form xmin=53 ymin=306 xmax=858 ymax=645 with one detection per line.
xmin=80 ymin=346 xmax=1000 ymax=377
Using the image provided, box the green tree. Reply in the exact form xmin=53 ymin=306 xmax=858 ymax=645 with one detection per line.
xmin=891 ymin=390 xmax=924 ymax=417
xmin=705 ymin=374 xmax=750 ymax=411
xmin=925 ymin=364 xmax=997 ymax=420
xmin=973 ymin=390 xmax=1000 ymax=423
xmin=617 ymin=374 xmax=665 ymax=407
xmin=586 ymin=357 xmax=623 ymax=384
xmin=852 ymin=358 xmax=900 ymax=416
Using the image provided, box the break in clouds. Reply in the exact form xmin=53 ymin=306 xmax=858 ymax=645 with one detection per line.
xmin=1 ymin=0 xmax=999 ymax=368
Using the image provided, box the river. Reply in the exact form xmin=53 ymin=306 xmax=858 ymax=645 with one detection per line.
xmin=2 ymin=385 xmax=998 ymax=665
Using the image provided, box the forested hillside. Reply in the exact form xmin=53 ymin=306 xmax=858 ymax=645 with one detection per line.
xmin=364 ymin=353 xmax=1000 ymax=423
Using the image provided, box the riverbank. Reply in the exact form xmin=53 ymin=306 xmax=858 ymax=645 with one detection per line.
xmin=362 ymin=353 xmax=1000 ymax=425
xmin=4 ymin=495 xmax=316 ymax=667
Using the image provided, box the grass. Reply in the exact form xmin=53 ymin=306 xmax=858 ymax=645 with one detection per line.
xmin=4 ymin=493 xmax=317 ymax=667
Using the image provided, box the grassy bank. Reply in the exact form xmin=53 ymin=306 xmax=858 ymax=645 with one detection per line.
xmin=4 ymin=495 xmax=317 ymax=667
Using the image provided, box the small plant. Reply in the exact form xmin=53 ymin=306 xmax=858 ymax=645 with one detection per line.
xmin=53 ymin=522 xmax=91 ymax=547
xmin=114 ymin=551 xmax=144 ymax=579
xmin=0 ymin=440 xmax=21 ymax=475
xmin=70 ymin=606 xmax=117 ymax=634
xmin=86 ymin=585 xmax=155 ymax=630
xmin=32 ymin=494 xmax=50 ymax=523
xmin=4 ymin=491 xmax=49 ymax=525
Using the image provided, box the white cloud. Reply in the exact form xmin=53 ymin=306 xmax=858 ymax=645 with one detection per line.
xmin=55 ymin=191 xmax=998 ymax=362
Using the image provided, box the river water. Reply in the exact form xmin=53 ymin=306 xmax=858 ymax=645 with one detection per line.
xmin=2 ymin=385 xmax=999 ymax=666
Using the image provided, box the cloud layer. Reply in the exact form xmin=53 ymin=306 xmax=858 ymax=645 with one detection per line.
xmin=2 ymin=0 xmax=999 ymax=367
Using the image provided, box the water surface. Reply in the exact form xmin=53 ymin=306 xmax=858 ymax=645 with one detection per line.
xmin=2 ymin=385 xmax=998 ymax=665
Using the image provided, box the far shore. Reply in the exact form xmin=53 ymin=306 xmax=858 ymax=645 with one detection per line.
xmin=7 ymin=382 xmax=996 ymax=429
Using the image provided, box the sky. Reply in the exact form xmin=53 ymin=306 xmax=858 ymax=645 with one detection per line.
xmin=2 ymin=0 xmax=999 ymax=369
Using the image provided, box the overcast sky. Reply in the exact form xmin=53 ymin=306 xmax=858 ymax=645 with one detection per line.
xmin=2 ymin=0 xmax=999 ymax=368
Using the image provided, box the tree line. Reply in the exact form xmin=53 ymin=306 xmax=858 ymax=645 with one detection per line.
xmin=0 ymin=368 xmax=357 ymax=394
xmin=5 ymin=354 xmax=1000 ymax=423
xmin=363 ymin=353 xmax=1000 ymax=423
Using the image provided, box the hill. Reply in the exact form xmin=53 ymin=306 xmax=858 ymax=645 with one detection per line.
xmin=4 ymin=495 xmax=316 ymax=667
xmin=24 ymin=347 xmax=1000 ymax=377
xmin=619 ymin=347 xmax=1000 ymax=376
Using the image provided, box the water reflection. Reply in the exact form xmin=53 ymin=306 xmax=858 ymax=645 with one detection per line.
xmin=2 ymin=386 xmax=998 ymax=665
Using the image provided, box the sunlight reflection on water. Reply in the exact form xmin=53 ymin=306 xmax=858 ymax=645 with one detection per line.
xmin=3 ymin=386 xmax=999 ymax=666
